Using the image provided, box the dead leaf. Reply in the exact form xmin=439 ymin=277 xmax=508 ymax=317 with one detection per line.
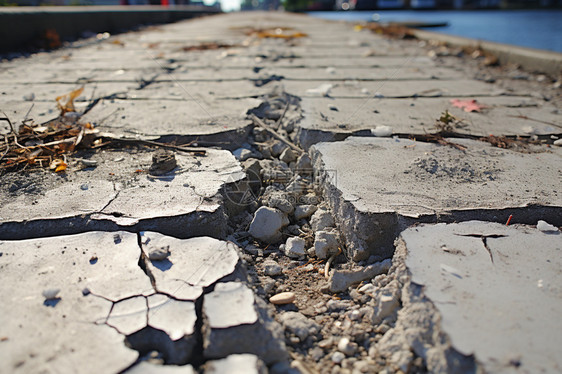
xmin=450 ymin=99 xmax=486 ymax=112
xmin=56 ymin=87 xmax=84 ymax=115
xmin=50 ymin=159 xmax=67 ymax=172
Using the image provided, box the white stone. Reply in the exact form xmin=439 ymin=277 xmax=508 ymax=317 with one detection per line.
xmin=554 ymin=139 xmax=562 ymax=146
xmin=294 ymin=205 xmax=317 ymax=220
xmin=310 ymin=210 xmax=335 ymax=231
xmin=263 ymin=260 xmax=283 ymax=276
xmin=331 ymin=351 xmax=345 ymax=364
xmin=42 ymin=288 xmax=60 ymax=300
xmin=147 ymin=246 xmax=170 ymax=261
xmin=371 ymin=126 xmax=393 ymax=137
xmin=249 ymin=207 xmax=289 ymax=243
xmin=285 ymin=237 xmax=306 ymax=259
xmin=337 ymin=337 xmax=358 ymax=356
xmin=306 ymin=83 xmax=333 ymax=97
xmin=233 ymin=148 xmax=252 ymax=161
xmin=314 ymin=230 xmax=339 ymax=259
xmin=537 ymin=220 xmax=559 ymax=233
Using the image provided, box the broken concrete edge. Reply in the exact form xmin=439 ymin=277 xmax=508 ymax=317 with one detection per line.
xmin=309 ymin=142 xmax=562 ymax=261
xmin=0 ymin=204 xmax=229 ymax=241
xmin=413 ymin=29 xmax=562 ymax=78
xmin=0 ymin=5 xmax=221 ymax=53
xmin=375 ymin=234 xmax=478 ymax=373
xmin=154 ymin=124 xmax=254 ymax=151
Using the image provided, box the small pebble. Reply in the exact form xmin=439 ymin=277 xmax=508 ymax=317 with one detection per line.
xmin=270 ymin=291 xmax=296 ymax=305
xmin=264 ymin=260 xmax=283 ymax=276
xmin=80 ymin=184 xmax=89 ymax=191
xmin=553 ymin=139 xmax=562 ymax=146
xmin=80 ymin=159 xmax=98 ymax=167
xmin=349 ymin=309 xmax=362 ymax=321
xmin=42 ymin=288 xmax=60 ymax=300
xmin=332 ymin=351 xmax=345 ymax=364
xmin=537 ymin=220 xmax=559 ymax=233
xmin=148 ymin=247 xmax=171 ymax=261
xmin=338 ymin=337 xmax=358 ymax=356
xmin=371 ymin=126 xmax=393 ymax=137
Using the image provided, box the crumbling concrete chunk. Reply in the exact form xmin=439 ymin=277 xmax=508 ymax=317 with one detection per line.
xmin=382 ymin=221 xmax=562 ymax=374
xmin=310 ymin=209 xmax=335 ymax=231
xmin=203 ymin=288 xmax=287 ymax=365
xmin=314 ymin=230 xmax=339 ymax=259
xmin=233 ymin=147 xmax=253 ymax=161
xmin=206 ymin=354 xmax=267 ymax=374
xmin=372 ymin=280 xmax=401 ymax=323
xmin=279 ymin=311 xmax=321 ymax=341
xmin=266 ymin=192 xmax=294 ymax=215
xmin=285 ymin=237 xmax=306 ymax=259
xmin=249 ymin=207 xmax=289 ymax=243
xmin=263 ymin=260 xmax=283 ymax=276
xmin=329 ymin=259 xmax=392 ymax=293
xmin=294 ymin=205 xmax=317 ymax=220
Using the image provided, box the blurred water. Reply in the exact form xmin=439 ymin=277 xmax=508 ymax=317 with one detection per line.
xmin=309 ymin=10 xmax=562 ymax=52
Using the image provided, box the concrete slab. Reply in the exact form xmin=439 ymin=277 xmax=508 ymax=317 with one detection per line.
xmin=0 ymin=149 xmax=244 ymax=240
xmin=295 ymin=96 xmax=560 ymax=148
xmin=401 ymin=221 xmax=562 ymax=373
xmin=204 ymin=282 xmax=258 ymax=328
xmin=81 ymin=97 xmax=259 ymax=139
xmin=140 ymin=232 xmax=240 ymax=291
xmin=1 ymin=82 xmax=132 ymax=104
xmin=311 ymin=137 xmax=562 ymax=260
xmin=0 ymin=100 xmax=59 ymax=124
xmin=0 ymin=65 xmax=162 ymax=84
xmin=125 ymin=81 xmax=266 ymax=100
xmin=154 ymin=69 xmax=265 ymax=82
xmin=285 ymin=79 xmax=508 ymax=98
xmin=0 ymin=231 xmax=155 ymax=373
xmin=171 ymin=55 xmax=437 ymax=69
xmin=203 ymin=282 xmax=287 ymax=365
xmin=257 ymin=66 xmax=463 ymax=81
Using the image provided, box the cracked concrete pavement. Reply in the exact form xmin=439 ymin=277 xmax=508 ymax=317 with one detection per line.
xmin=1 ymin=10 xmax=561 ymax=374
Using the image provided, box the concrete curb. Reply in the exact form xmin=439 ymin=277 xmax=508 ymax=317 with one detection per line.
xmin=0 ymin=6 xmax=221 ymax=52
xmin=413 ymin=29 xmax=562 ymax=77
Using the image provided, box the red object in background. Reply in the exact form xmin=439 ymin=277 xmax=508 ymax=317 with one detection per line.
xmin=161 ymin=0 xmax=169 ymax=5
